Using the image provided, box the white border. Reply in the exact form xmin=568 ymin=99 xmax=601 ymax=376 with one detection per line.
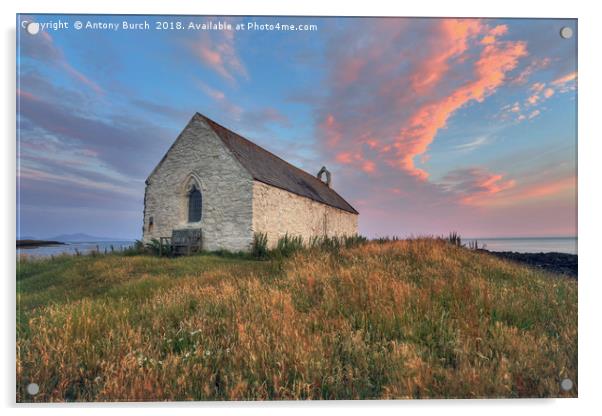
xmin=3 ymin=1 xmax=600 ymax=415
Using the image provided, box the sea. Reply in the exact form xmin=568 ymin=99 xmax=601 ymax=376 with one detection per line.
xmin=462 ymin=237 xmax=577 ymax=255
xmin=17 ymin=240 xmax=136 ymax=259
xmin=17 ymin=237 xmax=578 ymax=259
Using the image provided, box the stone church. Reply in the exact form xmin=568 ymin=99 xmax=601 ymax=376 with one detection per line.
xmin=143 ymin=113 xmax=358 ymax=252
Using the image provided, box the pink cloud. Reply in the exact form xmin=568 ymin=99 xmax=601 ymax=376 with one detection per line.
xmin=361 ymin=160 xmax=376 ymax=173
xmin=543 ymin=88 xmax=555 ymax=98
xmin=195 ymin=80 xmax=290 ymax=132
xmin=489 ymin=25 xmax=508 ymax=36
xmin=191 ymin=29 xmax=248 ymax=83
xmin=335 ymin=152 xmax=354 ymax=164
xmin=526 ymin=94 xmax=540 ymax=105
xmin=551 ymin=71 xmax=578 ymax=94
xmin=243 ymin=107 xmax=291 ymax=129
xmin=409 ymin=19 xmax=482 ymax=94
xmin=481 ymin=24 xmax=508 ymax=45
xmin=195 ymin=80 xmax=243 ymax=119
xmin=523 ymin=176 xmax=575 ymax=199
xmin=514 ymin=176 xmax=577 ymax=200
xmin=365 ymin=139 xmax=379 ymax=149
xmin=319 ymin=114 xmax=343 ymax=147
xmin=502 ymin=70 xmax=574 ymax=123
xmin=394 ymin=36 xmax=527 ymax=178
xmin=530 ymin=82 xmax=545 ymax=93
xmin=480 ymin=35 xmax=495 ymax=45
xmin=337 ymin=56 xmax=365 ymax=86
xmin=443 ymin=167 xmax=516 ymax=205
xmin=552 ymin=71 xmax=577 ymax=85
xmin=17 ymin=89 xmax=38 ymax=101
xmin=511 ymin=57 xmax=551 ymax=85
xmin=469 ymin=175 xmax=575 ymax=207
xmin=60 ymin=62 xmax=103 ymax=94
xmin=196 ymin=79 xmax=226 ymax=101
xmin=522 ymin=82 xmax=546 ymax=108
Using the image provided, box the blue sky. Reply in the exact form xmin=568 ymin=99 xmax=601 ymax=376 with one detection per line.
xmin=17 ymin=15 xmax=577 ymax=239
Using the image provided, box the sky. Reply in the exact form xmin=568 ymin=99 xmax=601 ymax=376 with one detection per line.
xmin=16 ymin=15 xmax=577 ymax=239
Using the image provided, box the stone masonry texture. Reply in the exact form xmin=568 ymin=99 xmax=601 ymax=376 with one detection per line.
xmin=252 ymin=181 xmax=358 ymax=248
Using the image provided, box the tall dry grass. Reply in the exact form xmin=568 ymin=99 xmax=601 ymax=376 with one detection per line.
xmin=16 ymin=239 xmax=577 ymax=401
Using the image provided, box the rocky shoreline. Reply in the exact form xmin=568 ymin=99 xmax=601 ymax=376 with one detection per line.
xmin=479 ymin=249 xmax=577 ymax=278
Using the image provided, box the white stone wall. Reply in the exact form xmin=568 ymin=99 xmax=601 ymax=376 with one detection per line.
xmin=252 ymin=181 xmax=358 ymax=248
xmin=143 ymin=115 xmax=254 ymax=252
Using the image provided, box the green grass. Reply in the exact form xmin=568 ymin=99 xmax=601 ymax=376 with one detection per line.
xmin=16 ymin=239 xmax=577 ymax=401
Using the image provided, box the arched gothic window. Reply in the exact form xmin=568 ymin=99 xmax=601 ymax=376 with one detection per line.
xmin=188 ymin=185 xmax=202 ymax=222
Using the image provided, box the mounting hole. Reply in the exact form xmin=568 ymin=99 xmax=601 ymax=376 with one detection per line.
xmin=26 ymin=383 xmax=39 ymax=395
xmin=26 ymin=22 xmax=40 ymax=35
xmin=560 ymin=378 xmax=573 ymax=391
xmin=560 ymin=27 xmax=573 ymax=39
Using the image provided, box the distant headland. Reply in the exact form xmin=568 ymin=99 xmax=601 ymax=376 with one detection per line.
xmin=16 ymin=239 xmax=65 ymax=248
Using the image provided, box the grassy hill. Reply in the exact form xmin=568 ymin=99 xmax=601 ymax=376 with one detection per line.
xmin=16 ymin=238 xmax=577 ymax=401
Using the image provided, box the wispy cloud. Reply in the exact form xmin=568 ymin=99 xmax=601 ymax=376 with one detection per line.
xmin=18 ymin=81 xmax=173 ymax=179
xmin=552 ymin=71 xmax=577 ymax=86
xmin=195 ymin=79 xmax=243 ymax=118
xmin=466 ymin=174 xmax=575 ymax=207
xmin=196 ymin=79 xmax=227 ymax=101
xmin=510 ymin=57 xmax=551 ymax=85
xmin=195 ymin=79 xmax=290 ymax=132
xmin=20 ymin=29 xmax=103 ymax=94
xmin=442 ymin=167 xmax=516 ymax=205
xmin=130 ymin=98 xmax=191 ymax=121
xmin=189 ymin=26 xmax=248 ymax=84
xmin=499 ymin=70 xmax=577 ymax=122
xmin=453 ymin=135 xmax=489 ymax=151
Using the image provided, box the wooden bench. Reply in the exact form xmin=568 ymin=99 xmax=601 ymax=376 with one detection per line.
xmin=167 ymin=228 xmax=202 ymax=256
